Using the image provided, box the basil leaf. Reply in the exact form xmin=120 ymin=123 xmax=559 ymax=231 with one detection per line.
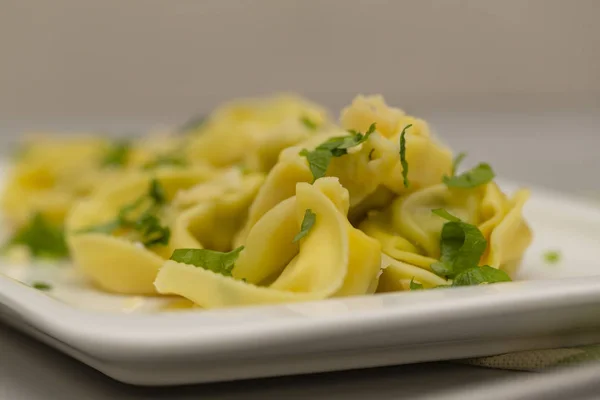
xmin=443 ymin=163 xmax=495 ymax=189
xmin=452 ymin=265 xmax=511 ymax=286
xmin=399 ymin=124 xmax=412 ymax=188
xmin=299 ymin=149 xmax=332 ymax=181
xmin=301 ymin=117 xmax=318 ymax=131
xmin=430 ymin=209 xmax=487 ymax=279
xmin=300 ymin=123 xmax=377 ymax=181
xmin=31 ymin=281 xmax=52 ymax=291
xmin=293 ymin=209 xmax=316 ymax=243
xmin=409 ymin=277 xmax=423 ymax=290
xmin=101 ymin=141 xmax=130 ymax=167
xmin=170 ymin=246 xmax=245 ymax=277
xmin=451 ymin=152 xmax=467 ymax=177
xmin=5 ymin=213 xmax=69 ymax=259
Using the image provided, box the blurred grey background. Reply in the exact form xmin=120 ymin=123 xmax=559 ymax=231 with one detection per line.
xmin=1 ymin=0 xmax=599 ymax=192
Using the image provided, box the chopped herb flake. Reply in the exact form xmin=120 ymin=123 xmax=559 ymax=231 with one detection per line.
xmin=293 ymin=209 xmax=316 ymax=243
xmin=170 ymin=246 xmax=245 ymax=277
xmin=443 ymin=162 xmax=495 ymax=189
xmin=543 ymin=250 xmax=561 ymax=264
xmin=300 ymin=123 xmax=377 ymax=181
xmin=301 ymin=116 xmax=318 ymax=131
xmin=409 ymin=277 xmax=423 ymax=290
xmin=101 ymin=141 xmax=130 ymax=167
xmin=32 ymin=281 xmax=52 ymax=291
xmin=4 ymin=213 xmax=69 ymax=259
xmin=399 ymin=124 xmax=412 ymax=188
xmin=77 ymin=179 xmax=170 ymax=247
xmin=451 ymin=152 xmax=467 ymax=177
xmin=452 ymin=265 xmax=511 ymax=286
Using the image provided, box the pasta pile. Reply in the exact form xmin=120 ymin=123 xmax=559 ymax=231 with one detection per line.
xmin=1 ymin=94 xmax=532 ymax=309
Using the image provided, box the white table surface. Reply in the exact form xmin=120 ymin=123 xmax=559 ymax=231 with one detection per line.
xmin=1 ymin=111 xmax=600 ymax=399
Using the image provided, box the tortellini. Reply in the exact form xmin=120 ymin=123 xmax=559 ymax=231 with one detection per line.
xmin=362 ymin=182 xmax=532 ymax=288
xmin=1 ymin=135 xmax=111 ymax=227
xmin=1 ymin=93 xmax=534 ymax=308
xmin=154 ymin=178 xmax=382 ymax=308
xmin=65 ymin=167 xmax=263 ymax=294
xmin=186 ymin=94 xmax=330 ymax=172
xmin=236 ymin=96 xmax=453 ymax=244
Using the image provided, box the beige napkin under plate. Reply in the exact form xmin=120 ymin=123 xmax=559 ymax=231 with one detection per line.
xmin=463 ymin=345 xmax=600 ymax=371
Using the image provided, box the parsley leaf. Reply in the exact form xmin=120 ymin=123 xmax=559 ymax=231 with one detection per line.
xmin=409 ymin=277 xmax=423 ymax=290
xmin=399 ymin=124 xmax=412 ymax=188
xmin=452 ymin=265 xmax=511 ymax=286
xmin=300 ymin=123 xmax=377 ymax=181
xmin=5 ymin=213 xmax=69 ymax=259
xmin=543 ymin=250 xmax=561 ymax=264
xmin=179 ymin=114 xmax=206 ymax=132
xmin=451 ymin=152 xmax=467 ymax=177
xmin=134 ymin=213 xmax=171 ymax=246
xmin=170 ymin=246 xmax=245 ymax=277
xmin=148 ymin=178 xmax=167 ymax=205
xmin=143 ymin=155 xmax=188 ymax=170
xmin=31 ymin=281 xmax=52 ymax=291
xmin=293 ymin=209 xmax=316 ymax=243
xmin=443 ymin=162 xmax=495 ymax=189
xmin=78 ymin=179 xmax=170 ymax=247
xmin=101 ymin=141 xmax=130 ymax=167
xmin=299 ymin=149 xmax=332 ymax=181
xmin=301 ymin=116 xmax=318 ymax=131
xmin=430 ymin=209 xmax=487 ymax=279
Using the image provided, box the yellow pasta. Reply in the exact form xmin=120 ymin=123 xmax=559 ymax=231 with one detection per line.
xmin=66 ymin=167 xmax=219 ymax=294
xmin=0 ymin=93 xmax=534 ymax=308
xmin=186 ymin=94 xmax=330 ymax=171
xmin=154 ymin=178 xmax=382 ymax=308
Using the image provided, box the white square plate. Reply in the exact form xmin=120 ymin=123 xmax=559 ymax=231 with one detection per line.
xmin=1 ymin=178 xmax=600 ymax=386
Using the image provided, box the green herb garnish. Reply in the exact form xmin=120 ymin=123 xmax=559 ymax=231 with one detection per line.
xmin=293 ymin=209 xmax=316 ymax=243
xmin=300 ymin=123 xmax=376 ymax=181
xmin=443 ymin=162 xmax=495 ymax=189
xmin=148 ymin=179 xmax=167 ymax=205
xmin=451 ymin=152 xmax=467 ymax=177
xmin=101 ymin=141 xmax=130 ymax=167
xmin=301 ymin=116 xmax=318 ymax=131
xmin=78 ymin=179 xmax=170 ymax=247
xmin=543 ymin=250 xmax=561 ymax=264
xmin=170 ymin=246 xmax=245 ymax=277
xmin=452 ymin=265 xmax=511 ymax=286
xmin=4 ymin=213 xmax=69 ymax=259
xmin=299 ymin=149 xmax=332 ymax=181
xmin=409 ymin=277 xmax=423 ymax=290
xmin=31 ymin=281 xmax=52 ymax=291
xmin=399 ymin=124 xmax=412 ymax=188
xmin=429 ymin=208 xmax=511 ymax=287
xmin=430 ymin=208 xmax=488 ymax=279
